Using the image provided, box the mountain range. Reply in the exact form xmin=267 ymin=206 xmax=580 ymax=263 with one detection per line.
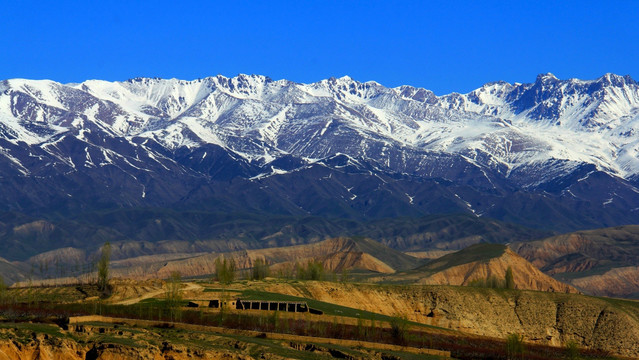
xmin=1 ymin=73 xmax=639 ymax=259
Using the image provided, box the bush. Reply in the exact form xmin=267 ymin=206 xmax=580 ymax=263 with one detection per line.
xmin=565 ymin=340 xmax=580 ymax=360
xmin=389 ymin=315 xmax=408 ymax=345
xmin=506 ymin=333 xmax=525 ymax=360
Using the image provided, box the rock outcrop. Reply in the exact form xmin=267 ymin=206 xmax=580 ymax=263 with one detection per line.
xmin=0 ymin=331 xmax=254 ymax=360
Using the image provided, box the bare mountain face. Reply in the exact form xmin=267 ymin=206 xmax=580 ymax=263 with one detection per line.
xmin=0 ymin=73 xmax=638 ymax=258
xmin=511 ymin=225 xmax=639 ymax=297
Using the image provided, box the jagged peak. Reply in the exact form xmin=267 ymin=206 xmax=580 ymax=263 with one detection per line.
xmin=596 ymin=72 xmax=636 ymax=87
xmin=481 ymin=80 xmax=511 ymax=87
xmin=0 ymin=80 xmax=9 ymax=93
xmin=535 ymin=72 xmax=559 ymax=83
xmin=124 ymin=76 xmax=166 ymax=84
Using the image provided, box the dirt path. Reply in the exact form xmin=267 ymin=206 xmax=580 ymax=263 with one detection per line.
xmin=114 ymin=282 xmax=202 ymax=305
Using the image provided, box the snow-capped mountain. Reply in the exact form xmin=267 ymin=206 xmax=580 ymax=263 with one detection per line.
xmin=1 ymin=73 xmax=638 ymax=235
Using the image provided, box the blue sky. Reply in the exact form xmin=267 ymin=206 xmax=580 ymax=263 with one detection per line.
xmin=1 ymin=1 xmax=638 ymax=94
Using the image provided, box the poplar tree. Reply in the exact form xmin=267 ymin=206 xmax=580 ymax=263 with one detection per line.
xmin=97 ymin=242 xmax=112 ymax=294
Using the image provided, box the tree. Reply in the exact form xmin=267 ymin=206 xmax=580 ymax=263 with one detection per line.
xmin=97 ymin=242 xmax=112 ymax=295
xmin=295 ymin=260 xmax=325 ymax=280
xmin=505 ymin=266 xmax=515 ymax=289
xmin=251 ymin=258 xmax=270 ymax=281
xmin=215 ymin=256 xmax=236 ymax=284
xmin=340 ymin=268 xmax=350 ymax=283
xmin=165 ymin=271 xmax=182 ymax=321
xmin=0 ymin=274 xmax=6 ymax=304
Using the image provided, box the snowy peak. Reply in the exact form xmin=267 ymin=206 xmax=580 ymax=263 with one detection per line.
xmin=0 ymin=73 xmax=639 ymax=233
xmin=597 ymin=73 xmax=636 ymax=87
xmin=535 ymin=72 xmax=559 ymax=83
xmin=0 ymin=72 xmax=639 ymax=181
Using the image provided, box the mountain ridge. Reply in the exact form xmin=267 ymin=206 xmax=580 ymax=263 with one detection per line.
xmin=1 ymin=73 xmax=638 ymax=252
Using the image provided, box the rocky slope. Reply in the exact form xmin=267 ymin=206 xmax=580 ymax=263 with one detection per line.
xmin=374 ymin=244 xmax=578 ymax=293
xmin=115 ymin=236 xmax=420 ymax=279
xmin=511 ymin=225 xmax=639 ymax=297
xmin=418 ymin=247 xmax=578 ymax=293
xmin=11 ymin=237 xmax=421 ymax=284
xmin=14 ymin=239 xmax=578 ymax=298
xmin=0 ymin=327 xmax=266 ymax=360
xmin=251 ymin=282 xmax=639 ymax=357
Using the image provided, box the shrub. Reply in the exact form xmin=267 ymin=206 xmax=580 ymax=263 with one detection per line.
xmin=506 ymin=333 xmax=525 ymax=360
xmin=389 ymin=315 xmax=408 ymax=345
xmin=565 ymin=340 xmax=580 ymax=360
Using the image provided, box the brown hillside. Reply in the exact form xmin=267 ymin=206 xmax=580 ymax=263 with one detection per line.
xmin=250 ymin=281 xmax=639 ymax=357
xmin=421 ymin=248 xmax=578 ymax=293
xmin=380 ymin=244 xmax=578 ymax=293
xmin=511 ymin=225 xmax=639 ymax=297
xmin=104 ymin=237 xmax=415 ymax=279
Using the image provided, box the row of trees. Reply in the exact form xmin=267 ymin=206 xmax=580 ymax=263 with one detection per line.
xmin=468 ymin=266 xmax=515 ymax=289
xmin=212 ymin=256 xmax=350 ymax=284
xmin=213 ymin=256 xmax=271 ymax=283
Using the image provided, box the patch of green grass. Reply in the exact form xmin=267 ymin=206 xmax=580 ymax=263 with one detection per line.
xmin=138 ymin=298 xmax=189 ymax=307
xmin=367 ymin=349 xmax=449 ymax=360
xmin=231 ymin=289 xmax=443 ymax=330
xmin=199 ymin=285 xmax=446 ymax=329
xmin=0 ymin=322 xmax=64 ymax=337
xmin=218 ymin=333 xmax=336 ymax=359
xmin=202 ymin=288 xmax=241 ymax=293
xmin=92 ymin=334 xmax=142 ymax=348
xmin=81 ymin=322 xmax=145 ymax=334
xmin=0 ymin=322 xmax=69 ymax=344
